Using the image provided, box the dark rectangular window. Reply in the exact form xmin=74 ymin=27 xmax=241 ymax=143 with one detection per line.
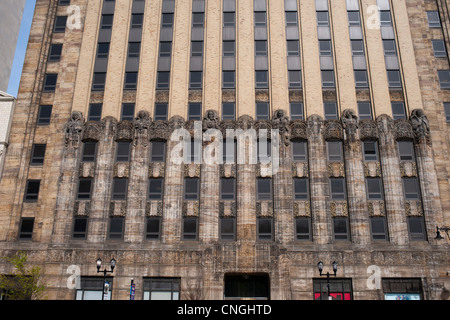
xmin=92 ymin=72 xmax=106 ymax=91
xmin=327 ymin=141 xmax=343 ymax=162
xmin=124 ymin=72 xmax=138 ymax=90
xmin=146 ymin=217 xmax=161 ymax=240
xmin=366 ymin=177 xmax=383 ymax=200
xmin=427 ymin=11 xmax=441 ymax=28
xmin=407 ymin=217 xmax=426 ymax=241
xmin=358 ymin=102 xmax=372 ymax=120
xmin=255 ymin=71 xmax=269 ymax=88
xmin=287 ymin=40 xmax=300 ymax=56
xmin=97 ymin=43 xmax=110 ymax=59
xmin=220 ymin=178 xmax=236 ymax=201
xmin=19 ymin=218 xmax=34 ymax=240
xmin=222 ymin=102 xmax=235 ymax=120
xmin=82 ymin=142 xmax=97 ymax=162
xmin=290 ymin=102 xmax=304 ymax=120
xmin=154 ymin=103 xmax=168 ymax=120
xmin=189 ymin=71 xmax=203 ymax=89
xmin=256 ymin=102 xmax=270 ymax=120
xmin=191 ymin=41 xmax=203 ymax=57
xmin=382 ymin=39 xmax=397 ymax=56
xmin=387 ymin=70 xmax=402 ymax=88
xmin=101 ymin=14 xmax=114 ymax=29
xmin=223 ymin=41 xmax=235 ymax=57
xmin=222 ymin=71 xmax=235 ymax=89
xmin=109 ymin=217 xmax=124 ymax=239
xmin=37 ymin=105 xmax=52 ymax=125
xmin=184 ymin=177 xmax=200 ymax=200
xmin=333 ymin=217 xmax=350 ymax=241
xmin=30 ymin=144 xmax=46 ymax=165
xmin=316 ymin=11 xmax=329 ymax=26
xmin=116 ymin=142 xmax=131 ymax=162
xmin=322 ymin=70 xmax=335 ymax=88
xmin=347 ymin=11 xmax=361 ymax=26
xmin=397 ymin=141 xmax=415 ymax=161
xmin=391 ymin=102 xmax=406 ymax=120
xmin=438 ymin=70 xmax=450 ymax=89
xmin=54 ymin=16 xmax=67 ymax=33
xmin=112 ymin=178 xmax=128 ymax=200
xmin=285 ymin=11 xmax=298 ymax=26
xmin=402 ymin=177 xmax=420 ymax=200
xmin=294 ymin=178 xmax=309 ymax=200
xmin=319 ymin=40 xmax=332 ymax=56
xmin=159 ymin=41 xmax=172 ymax=57
xmin=379 ymin=11 xmax=392 ymax=26
xmin=148 ymin=178 xmax=164 ymax=200
xmin=254 ymin=11 xmax=267 ymax=27
xmin=182 ymin=218 xmax=198 ymax=240
xmin=131 ymin=13 xmax=143 ymax=29
xmin=351 ymin=40 xmax=364 ymax=56
xmin=330 ymin=178 xmax=346 ymax=200
xmin=370 ymin=217 xmax=388 ymax=241
xmin=49 ymin=43 xmax=63 ymax=61
xmin=77 ymin=178 xmax=92 ymax=200
xmin=295 ymin=218 xmax=311 ymax=241
xmin=188 ymin=103 xmax=202 ymax=120
xmin=255 ymin=40 xmax=268 ymax=56
xmin=444 ymin=102 xmax=450 ymax=122
xmin=223 ymin=12 xmax=235 ymax=27
xmin=220 ymin=217 xmax=236 ymax=241
xmin=257 ymin=178 xmax=272 ymax=200
xmin=432 ymin=40 xmax=447 ymax=58
xmin=88 ymin=104 xmax=102 ymax=121
xmin=192 ymin=12 xmax=204 ymax=28
xmin=128 ymin=42 xmax=141 ymax=58
xmin=72 ymin=217 xmax=88 ymax=239
xmin=324 ymin=102 xmax=338 ymax=120
xmin=25 ymin=180 xmax=40 ymax=202
xmin=288 ymin=70 xmax=302 ymax=88
xmin=257 ymin=218 xmax=273 ymax=241
xmin=362 ymin=141 xmax=378 ymax=161
xmin=121 ymin=103 xmax=135 ymax=121
xmin=354 ymin=70 xmax=368 ymax=88
xmin=292 ymin=141 xmax=307 ymax=161
xmin=43 ymin=74 xmax=58 ymax=92
xmin=157 ymin=71 xmax=170 ymax=89
xmin=151 ymin=141 xmax=166 ymax=162
xmin=59 ymin=0 xmax=70 ymax=5
xmin=161 ymin=13 xmax=174 ymax=28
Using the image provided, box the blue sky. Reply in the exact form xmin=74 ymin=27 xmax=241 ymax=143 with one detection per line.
xmin=6 ymin=0 xmax=36 ymax=97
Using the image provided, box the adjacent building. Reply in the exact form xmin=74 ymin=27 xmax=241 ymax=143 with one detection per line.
xmin=0 ymin=0 xmax=449 ymax=300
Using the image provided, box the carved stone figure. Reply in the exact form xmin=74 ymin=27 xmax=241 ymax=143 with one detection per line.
xmin=203 ymin=110 xmax=220 ymax=130
xmin=133 ymin=110 xmax=151 ymax=146
xmin=341 ymin=109 xmax=358 ymax=142
xmin=307 ymin=114 xmax=323 ymax=137
xmin=272 ymin=109 xmax=290 ymax=146
xmin=410 ymin=109 xmax=430 ymax=144
xmin=64 ymin=111 xmax=84 ymax=148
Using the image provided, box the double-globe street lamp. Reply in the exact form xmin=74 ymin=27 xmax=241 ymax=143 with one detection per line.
xmin=317 ymin=261 xmax=338 ymax=300
xmin=96 ymin=257 xmax=116 ymax=300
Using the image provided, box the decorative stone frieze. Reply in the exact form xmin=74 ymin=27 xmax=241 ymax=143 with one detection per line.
xmin=115 ymin=120 xmax=134 ymax=141
xmin=329 ymin=201 xmax=348 ymax=217
xmin=256 ymin=201 xmax=273 ymax=217
xmin=393 ymin=119 xmax=414 ymax=141
xmin=368 ymin=201 xmax=386 ymax=217
xmin=323 ymin=119 xmax=343 ymax=141
xmin=109 ymin=200 xmax=127 ymax=217
xmin=145 ymin=201 xmax=163 ymax=217
xmin=148 ymin=162 xmax=165 ymax=178
xmin=183 ymin=201 xmax=199 ymax=217
xmin=114 ymin=162 xmax=130 ymax=178
xmin=399 ymin=161 xmax=417 ymax=177
xmin=73 ymin=200 xmax=90 ymax=217
xmin=219 ymin=120 xmax=236 ymax=137
xmin=328 ymin=162 xmax=345 ymax=177
xmin=289 ymin=120 xmax=308 ymax=141
xmin=291 ymin=162 xmax=308 ymax=178
xmin=364 ymin=161 xmax=382 ymax=177
xmin=293 ymin=200 xmax=311 ymax=217
xmin=82 ymin=121 xmax=102 ymax=142
xmin=219 ymin=201 xmax=236 ymax=217
xmin=150 ymin=120 xmax=170 ymax=140
xmin=405 ymin=200 xmax=424 ymax=217
xmin=359 ymin=119 xmax=379 ymax=141
xmin=79 ymin=162 xmax=95 ymax=178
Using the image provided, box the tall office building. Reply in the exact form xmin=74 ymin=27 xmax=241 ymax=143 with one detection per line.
xmin=0 ymin=0 xmax=449 ymax=300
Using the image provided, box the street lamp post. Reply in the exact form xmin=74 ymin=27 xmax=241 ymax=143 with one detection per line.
xmin=435 ymin=226 xmax=450 ymax=240
xmin=96 ymin=257 xmax=116 ymax=300
xmin=317 ymin=261 xmax=338 ymax=300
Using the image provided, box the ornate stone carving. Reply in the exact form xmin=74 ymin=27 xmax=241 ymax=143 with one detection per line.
xmin=219 ymin=119 xmax=236 ymax=137
xmin=255 ymin=120 xmax=272 ymax=138
xmin=323 ymin=120 xmax=343 ymax=141
xmin=307 ymin=114 xmax=323 ymax=136
xmin=64 ymin=111 xmax=84 ymax=148
xmin=133 ymin=110 xmax=151 ymax=146
xmin=289 ymin=120 xmax=308 ymax=141
xmin=203 ymin=110 xmax=220 ymax=130
xmin=272 ymin=109 xmax=290 ymax=146
xmin=328 ymin=162 xmax=345 ymax=177
xmin=219 ymin=201 xmax=237 ymax=217
xmin=114 ymin=162 xmax=130 ymax=178
xmin=82 ymin=121 xmax=102 ymax=142
xmin=329 ymin=201 xmax=348 ymax=217
xmin=393 ymin=119 xmax=414 ymax=141
xmin=364 ymin=161 xmax=381 ymax=177
xmin=293 ymin=201 xmax=311 ymax=217
xmin=291 ymin=162 xmax=308 ymax=178
xmin=146 ymin=201 xmax=163 ymax=217
xmin=109 ymin=200 xmax=127 ymax=217
xmin=150 ymin=120 xmax=170 ymax=140
xmin=115 ymin=120 xmax=134 ymax=141
xmin=358 ymin=119 xmax=379 ymax=141
xmin=256 ymin=201 xmax=273 ymax=217
xmin=404 ymin=200 xmax=423 ymax=217
xmin=79 ymin=162 xmax=95 ymax=178
xmin=410 ymin=109 xmax=431 ymax=144
xmin=74 ymin=200 xmax=90 ymax=217
xmin=183 ymin=201 xmax=199 ymax=217
xmin=341 ymin=109 xmax=358 ymax=142
xmin=399 ymin=161 xmax=417 ymax=177
xmin=237 ymin=115 xmax=255 ymax=130
xmin=184 ymin=163 xmax=201 ymax=177
xmin=220 ymin=164 xmax=236 ymax=178
xmin=169 ymin=115 xmax=186 ymax=130
xmin=149 ymin=162 xmax=165 ymax=178
xmin=367 ymin=201 xmax=386 ymax=217
xmin=257 ymin=162 xmax=272 ymax=177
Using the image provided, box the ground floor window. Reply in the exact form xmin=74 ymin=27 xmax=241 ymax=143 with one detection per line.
xmin=382 ymin=278 xmax=423 ymax=300
xmin=76 ymin=277 xmax=113 ymax=300
xmin=224 ymin=274 xmax=270 ymax=300
xmin=313 ymin=278 xmax=353 ymax=300
xmin=143 ymin=278 xmax=180 ymax=300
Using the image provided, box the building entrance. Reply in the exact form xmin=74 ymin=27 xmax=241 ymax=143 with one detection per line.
xmin=224 ymin=274 xmax=270 ymax=300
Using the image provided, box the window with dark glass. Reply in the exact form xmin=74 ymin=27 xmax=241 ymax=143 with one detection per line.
xmin=288 ymin=70 xmax=302 ymax=88
xmin=330 ymin=178 xmax=346 ymax=200
xmin=37 ymin=105 xmax=52 ymax=125
xmin=184 ymin=177 xmax=200 ymax=200
xmin=357 ymin=102 xmax=372 ymax=120
xmin=128 ymin=42 xmax=141 ymax=58
xmin=223 ymin=71 xmax=235 ymax=88
xmin=220 ymin=178 xmax=236 ymax=201
xmin=121 ymin=103 xmax=135 ymax=121
xmin=438 ymin=70 xmax=450 ymax=89
xmin=255 ymin=40 xmax=267 ymax=56
xmin=402 ymin=177 xmax=420 ymax=200
xmin=257 ymin=218 xmax=273 ymax=241
xmin=316 ymin=11 xmax=329 ymax=26
xmin=292 ymin=141 xmax=307 ymax=161
xmin=407 ymin=217 xmax=426 ymax=241
xmin=379 ymin=10 xmax=392 ymax=26
xmin=294 ymin=178 xmax=309 ymax=199
xmin=256 ymin=102 xmax=269 ymax=120
xmin=432 ymin=40 xmax=447 ymax=58
xmin=72 ymin=217 xmax=88 ymax=239
xmin=223 ymin=41 xmax=235 ymax=57
xmin=43 ymin=74 xmax=58 ymax=92
xmin=290 ymin=102 xmax=304 ymax=120
xmin=116 ymin=142 xmax=131 ymax=162
xmin=427 ymin=11 xmax=441 ymax=28
xmin=366 ymin=177 xmax=383 ymax=199
xmin=285 ymin=11 xmax=298 ymax=26
xmin=391 ymin=102 xmax=406 ymax=120
xmin=191 ymin=41 xmax=203 ymax=57
xmin=397 ymin=141 xmax=415 ymax=161
xmin=54 ymin=16 xmax=67 ymax=33
xmin=351 ymin=40 xmax=364 ymax=56
xmin=223 ymin=12 xmax=235 ymax=27
xmin=254 ymin=12 xmax=267 ymax=27
xmin=151 ymin=141 xmax=166 ymax=162
xmin=382 ymin=40 xmax=397 ymax=56
xmin=255 ymin=71 xmax=269 ymax=88
xmin=220 ymin=218 xmax=236 ymax=241
xmin=295 ymin=218 xmax=311 ymax=241
xmin=287 ymin=40 xmax=300 ymax=56
xmin=101 ymin=14 xmax=113 ymax=29
xmin=444 ymin=102 xmax=450 ymax=122
xmin=82 ymin=142 xmax=97 ymax=162
xmin=333 ymin=217 xmax=350 ymax=241
xmin=124 ymin=72 xmax=138 ymax=90
xmin=189 ymin=71 xmax=202 ymax=89
xmin=354 ymin=70 xmax=368 ymax=87
xmin=77 ymin=178 xmax=92 ymax=200
xmin=257 ymin=178 xmax=272 ymax=200
xmin=92 ymin=72 xmax=106 ymax=91
xmin=97 ymin=43 xmax=110 ymax=59
xmin=192 ymin=13 xmax=204 ymax=28
xmin=25 ymin=180 xmax=40 ymax=202
xmin=327 ymin=141 xmax=343 ymax=162
xmin=319 ymin=40 xmax=332 ymax=56
xmin=109 ymin=217 xmax=124 ymax=239
xmin=112 ymin=178 xmax=128 ymax=200
xmin=321 ymin=70 xmax=335 ymax=88
xmin=362 ymin=141 xmax=378 ymax=161
xmin=188 ymin=103 xmax=202 ymax=120
xmin=370 ymin=217 xmax=388 ymax=241
xmin=143 ymin=278 xmax=180 ymax=300
xmin=154 ymin=103 xmax=168 ymax=120
xmin=131 ymin=13 xmax=143 ymax=28
xmin=88 ymin=103 xmax=102 ymax=121
xmin=157 ymin=71 xmax=170 ymax=89
xmin=222 ymin=102 xmax=235 ymax=120
xmin=31 ymin=144 xmax=46 ymax=165
xmin=49 ymin=44 xmax=63 ymax=61
xmin=347 ymin=11 xmax=360 ymax=26
xmin=19 ymin=218 xmax=34 ymax=240
xmin=148 ymin=178 xmax=164 ymax=200
xmin=387 ymin=70 xmax=401 ymax=88
xmin=146 ymin=217 xmax=161 ymax=240
xmin=182 ymin=218 xmax=198 ymax=240
xmin=159 ymin=42 xmax=172 ymax=57
xmin=161 ymin=13 xmax=174 ymax=28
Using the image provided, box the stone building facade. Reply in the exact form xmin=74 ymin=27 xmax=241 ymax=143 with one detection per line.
xmin=0 ymin=0 xmax=449 ymax=300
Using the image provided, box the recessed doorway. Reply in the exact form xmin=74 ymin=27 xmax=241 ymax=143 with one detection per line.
xmin=224 ymin=274 xmax=270 ymax=300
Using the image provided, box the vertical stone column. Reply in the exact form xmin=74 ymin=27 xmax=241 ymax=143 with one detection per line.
xmin=377 ymin=115 xmax=409 ymax=245
xmin=87 ymin=116 xmax=117 ymax=243
xmin=52 ymin=112 xmax=85 ymax=245
xmin=307 ymin=115 xmax=331 ymax=244
xmin=341 ymin=109 xmax=371 ymax=245
xmin=124 ymin=111 xmax=151 ymax=243
xmin=410 ymin=109 xmax=445 ymax=243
